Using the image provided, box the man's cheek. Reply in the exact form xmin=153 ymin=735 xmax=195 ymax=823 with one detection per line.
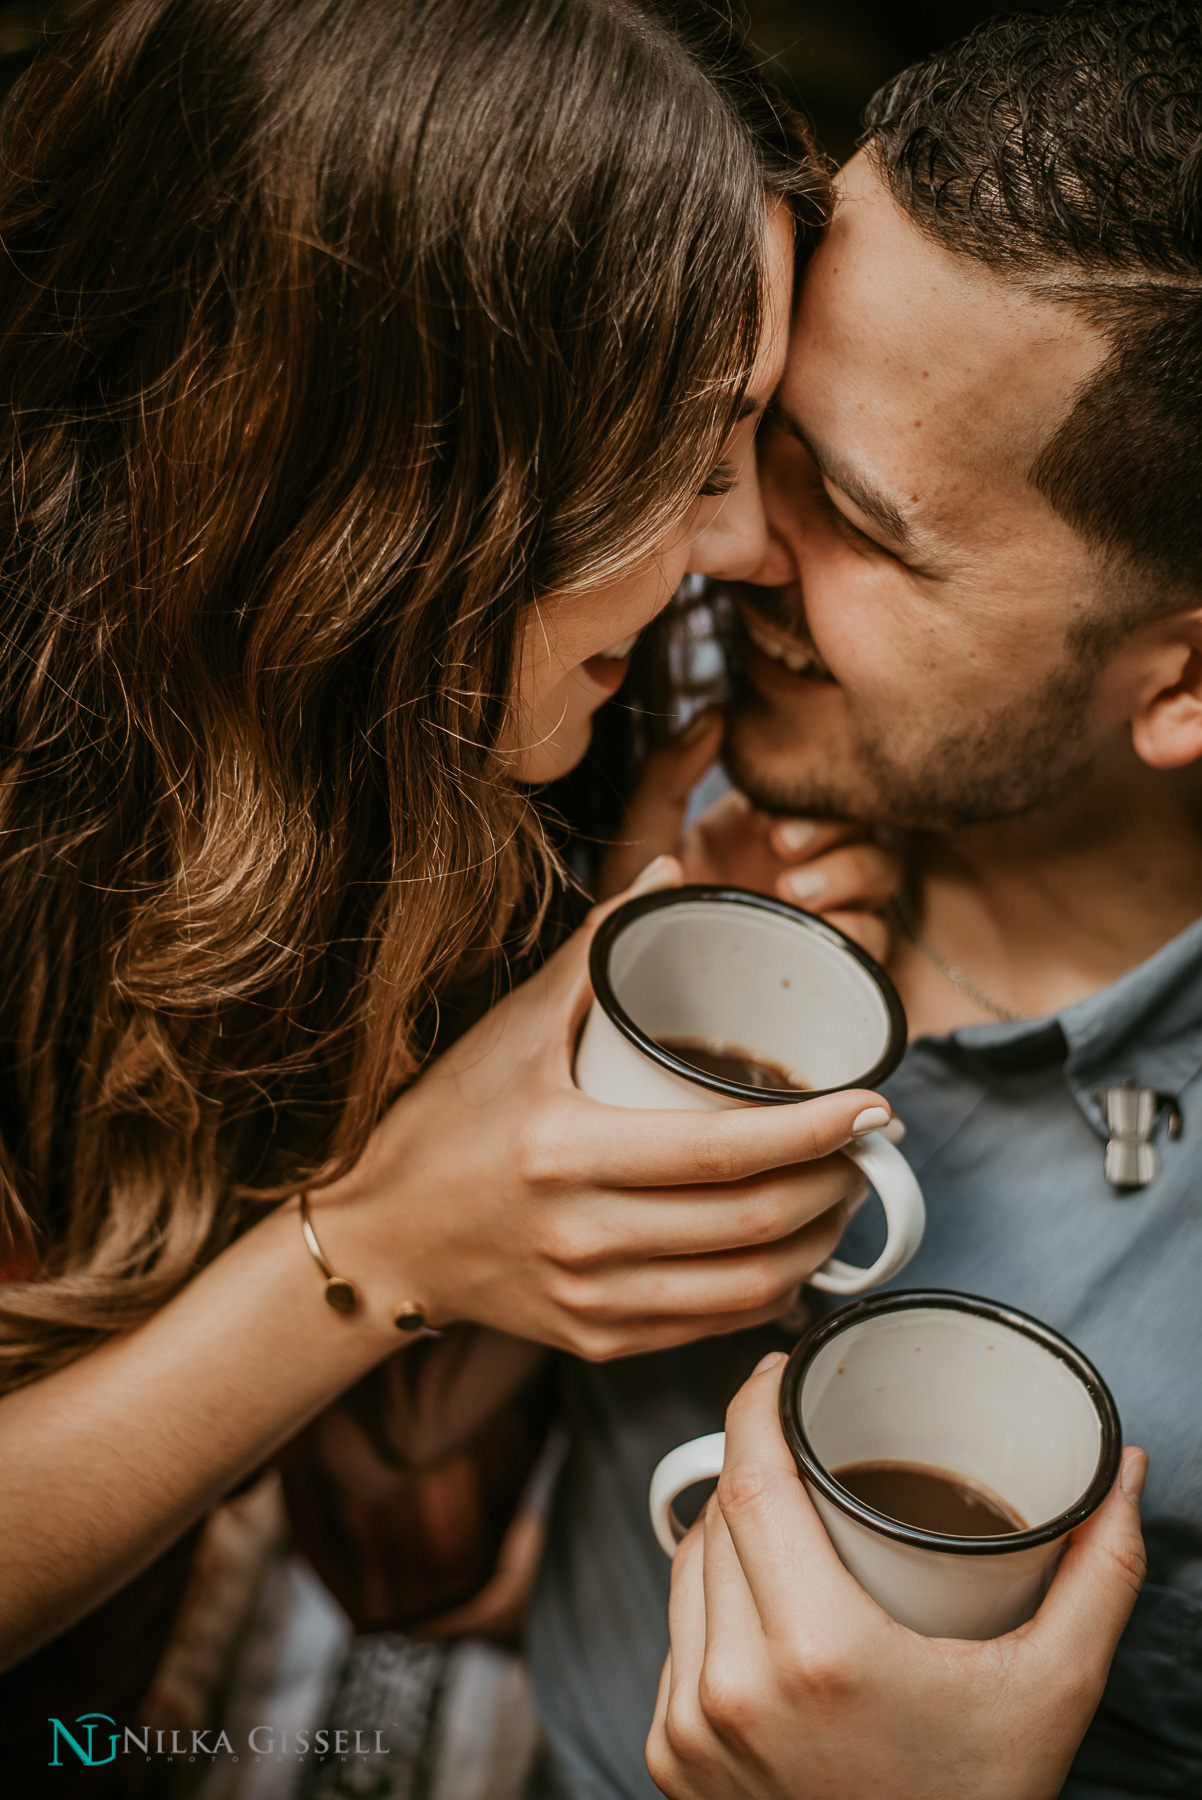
xmin=801 ymin=557 xmax=900 ymax=659
xmin=821 ymin=626 xmax=915 ymax=709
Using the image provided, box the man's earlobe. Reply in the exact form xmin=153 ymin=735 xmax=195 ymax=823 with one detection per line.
xmin=1131 ymin=637 xmax=1202 ymax=770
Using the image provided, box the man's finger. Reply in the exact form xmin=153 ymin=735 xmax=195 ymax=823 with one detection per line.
xmin=701 ymin=1478 xmax=768 ymax=1662
xmin=648 ymin=1522 xmax=711 ymax=1798
xmin=665 ymin=1515 xmax=710 ymax=1707
xmin=647 ymin=1653 xmax=676 ymax=1787
xmin=717 ymin=1353 xmax=872 ymax=1640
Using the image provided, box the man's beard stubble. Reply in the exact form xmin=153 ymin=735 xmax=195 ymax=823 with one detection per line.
xmin=722 ymin=651 xmax=1103 ymax=834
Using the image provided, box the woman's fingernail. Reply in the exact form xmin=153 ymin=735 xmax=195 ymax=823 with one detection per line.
xmin=774 ymin=819 xmax=818 ymax=853
xmin=881 ymin=1116 xmax=907 ymax=1145
xmin=753 ymin=1351 xmax=787 ymax=1375
xmin=630 ymin=854 xmax=676 ymax=894
xmin=851 ymin=1106 xmax=891 ymax=1137
xmin=1119 ymin=1448 xmax=1148 ymax=1506
xmin=784 ymin=867 xmax=827 ymax=903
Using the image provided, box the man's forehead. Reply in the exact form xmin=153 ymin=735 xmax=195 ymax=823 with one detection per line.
xmin=783 ymin=156 xmax=1108 ymax=526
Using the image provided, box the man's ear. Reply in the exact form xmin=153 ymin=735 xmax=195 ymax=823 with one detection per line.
xmin=1131 ymin=609 xmax=1202 ymax=770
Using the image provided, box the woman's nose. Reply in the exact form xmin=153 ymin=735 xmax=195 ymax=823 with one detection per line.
xmin=689 ymin=454 xmax=801 ymax=590
xmin=738 ymin=525 xmax=796 ymax=590
xmin=688 ymin=467 xmax=769 ymax=584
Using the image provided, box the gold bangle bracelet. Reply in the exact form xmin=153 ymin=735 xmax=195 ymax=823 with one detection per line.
xmin=298 ymin=1193 xmax=438 ymax=1336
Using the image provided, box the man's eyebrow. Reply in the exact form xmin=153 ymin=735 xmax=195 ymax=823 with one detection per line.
xmin=773 ymin=403 xmax=912 ymax=545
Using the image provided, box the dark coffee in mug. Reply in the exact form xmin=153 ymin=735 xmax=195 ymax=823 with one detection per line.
xmin=833 ymin=1460 xmax=1027 ymax=1537
xmin=657 ymin=1035 xmax=809 ymax=1092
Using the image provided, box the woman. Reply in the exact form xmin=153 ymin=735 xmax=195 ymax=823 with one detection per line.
xmin=0 ymin=0 xmax=898 ymax=1768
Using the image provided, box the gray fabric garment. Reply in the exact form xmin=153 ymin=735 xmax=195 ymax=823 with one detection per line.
xmin=528 ymin=915 xmax=1202 ymax=1800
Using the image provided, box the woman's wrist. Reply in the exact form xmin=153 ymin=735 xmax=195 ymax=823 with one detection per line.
xmin=294 ymin=1072 xmax=458 ymax=1331
xmin=296 ymin=1191 xmax=438 ymax=1338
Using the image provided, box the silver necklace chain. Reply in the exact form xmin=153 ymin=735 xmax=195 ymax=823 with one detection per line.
xmin=890 ymin=891 xmax=1026 ymax=1024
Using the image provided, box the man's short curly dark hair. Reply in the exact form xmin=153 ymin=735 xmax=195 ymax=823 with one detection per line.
xmin=863 ymin=1 xmax=1202 ymax=606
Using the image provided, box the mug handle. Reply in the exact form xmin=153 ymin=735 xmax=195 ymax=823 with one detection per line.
xmin=807 ymin=1130 xmax=926 ymax=1296
xmin=649 ymin=1432 xmax=726 ymax=1556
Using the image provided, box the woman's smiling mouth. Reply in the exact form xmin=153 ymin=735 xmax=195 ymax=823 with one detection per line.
xmin=597 ymin=632 xmax=640 ymax=660
xmin=581 ymin=631 xmax=641 ymax=695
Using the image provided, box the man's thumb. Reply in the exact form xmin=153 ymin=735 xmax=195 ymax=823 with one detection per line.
xmin=1031 ymin=1447 xmax=1147 ymax=1675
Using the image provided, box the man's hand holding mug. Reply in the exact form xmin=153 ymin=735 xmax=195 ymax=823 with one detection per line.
xmin=647 ymin=1352 xmax=1149 ymax=1800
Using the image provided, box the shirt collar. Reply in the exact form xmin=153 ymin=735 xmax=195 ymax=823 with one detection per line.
xmin=928 ymin=913 xmax=1202 ymax=1135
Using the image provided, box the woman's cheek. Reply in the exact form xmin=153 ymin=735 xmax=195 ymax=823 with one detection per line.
xmin=509 ymin=674 xmax=597 ymax=784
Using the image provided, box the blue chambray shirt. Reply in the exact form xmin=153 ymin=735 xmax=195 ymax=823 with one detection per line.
xmin=529 ymin=916 xmax=1202 ymax=1800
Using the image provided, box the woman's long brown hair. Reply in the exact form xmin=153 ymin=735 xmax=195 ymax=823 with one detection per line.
xmin=0 ymin=0 xmax=824 ymax=1387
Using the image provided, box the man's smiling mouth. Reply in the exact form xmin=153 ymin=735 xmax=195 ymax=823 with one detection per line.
xmin=738 ymin=600 xmax=836 ymax=683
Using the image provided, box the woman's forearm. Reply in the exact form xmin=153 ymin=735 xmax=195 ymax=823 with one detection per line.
xmin=0 ymin=885 xmax=892 ymax=1673
xmin=0 ymin=1196 xmax=399 ymax=1671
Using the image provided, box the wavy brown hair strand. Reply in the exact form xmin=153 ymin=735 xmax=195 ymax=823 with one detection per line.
xmin=0 ymin=0 xmax=825 ymax=1386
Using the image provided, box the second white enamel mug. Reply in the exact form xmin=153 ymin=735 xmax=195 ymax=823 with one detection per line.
xmin=649 ymin=1291 xmax=1123 ymax=1640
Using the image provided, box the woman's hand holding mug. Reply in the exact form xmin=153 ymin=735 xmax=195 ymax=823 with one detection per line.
xmin=308 ymin=858 xmax=897 ymax=1361
xmin=575 ymin=883 xmax=924 ymax=1295
xmin=599 ymin=710 xmax=902 ymax=963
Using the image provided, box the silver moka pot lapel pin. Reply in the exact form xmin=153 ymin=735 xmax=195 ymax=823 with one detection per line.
xmin=1093 ymin=1082 xmax=1181 ymax=1190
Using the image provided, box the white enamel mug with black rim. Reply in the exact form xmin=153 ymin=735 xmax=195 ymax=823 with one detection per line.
xmin=649 ymin=1290 xmax=1123 ymax=1640
xmin=574 ymin=885 xmax=923 ymax=1294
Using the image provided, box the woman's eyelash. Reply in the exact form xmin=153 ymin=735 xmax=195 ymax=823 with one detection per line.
xmin=700 ymin=464 xmax=736 ymax=498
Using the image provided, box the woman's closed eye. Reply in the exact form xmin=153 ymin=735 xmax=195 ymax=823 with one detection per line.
xmin=700 ymin=463 xmax=736 ymax=498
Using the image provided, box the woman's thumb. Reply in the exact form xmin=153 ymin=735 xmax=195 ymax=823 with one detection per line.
xmin=644 ymin=709 xmax=725 ymax=803
xmin=588 ymin=854 xmax=682 ymax=928
xmin=599 ymin=711 xmax=722 ymax=898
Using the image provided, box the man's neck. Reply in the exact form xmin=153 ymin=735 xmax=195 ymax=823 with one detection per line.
xmin=888 ymin=744 xmax=1202 ymax=1039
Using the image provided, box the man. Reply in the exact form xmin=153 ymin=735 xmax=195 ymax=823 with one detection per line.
xmin=528 ymin=5 xmax=1202 ymax=1796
